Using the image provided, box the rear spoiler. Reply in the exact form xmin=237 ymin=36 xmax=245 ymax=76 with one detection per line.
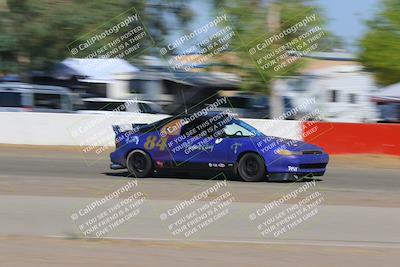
xmin=112 ymin=123 xmax=148 ymax=135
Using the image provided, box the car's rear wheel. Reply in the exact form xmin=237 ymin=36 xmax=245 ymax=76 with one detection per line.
xmin=126 ymin=150 xmax=153 ymax=178
xmin=237 ymin=153 xmax=266 ymax=182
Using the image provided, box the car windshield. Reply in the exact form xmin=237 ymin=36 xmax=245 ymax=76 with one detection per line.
xmin=83 ymin=101 xmax=127 ymax=111
xmin=224 ymin=119 xmax=265 ymax=137
xmin=148 ymin=103 xmax=164 ymax=113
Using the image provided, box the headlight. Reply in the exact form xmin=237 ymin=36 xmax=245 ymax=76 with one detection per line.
xmin=275 ymin=149 xmax=302 ymax=156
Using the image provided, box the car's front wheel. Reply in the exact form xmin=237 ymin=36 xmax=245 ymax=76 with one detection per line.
xmin=237 ymin=153 xmax=266 ymax=182
xmin=126 ymin=150 xmax=153 ymax=178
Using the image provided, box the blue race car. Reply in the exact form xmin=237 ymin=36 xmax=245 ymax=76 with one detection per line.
xmin=110 ymin=113 xmax=329 ymax=182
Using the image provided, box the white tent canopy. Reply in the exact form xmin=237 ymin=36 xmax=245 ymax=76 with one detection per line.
xmin=59 ymin=58 xmax=139 ymax=81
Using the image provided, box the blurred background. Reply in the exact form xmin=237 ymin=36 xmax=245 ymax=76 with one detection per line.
xmin=0 ymin=0 xmax=399 ymax=123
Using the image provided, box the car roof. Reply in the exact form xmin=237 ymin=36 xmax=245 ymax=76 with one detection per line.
xmin=82 ymin=97 xmax=155 ymax=104
xmin=158 ymin=112 xmax=235 ymax=122
xmin=0 ymin=82 xmax=71 ymax=94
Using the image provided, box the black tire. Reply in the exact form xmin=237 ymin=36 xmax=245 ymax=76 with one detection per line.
xmin=237 ymin=153 xmax=266 ymax=182
xmin=126 ymin=150 xmax=153 ymax=178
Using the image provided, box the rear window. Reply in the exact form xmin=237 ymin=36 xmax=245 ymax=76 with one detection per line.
xmin=138 ymin=103 xmax=151 ymax=113
xmin=34 ymin=93 xmax=62 ymax=109
xmin=148 ymin=103 xmax=164 ymax=113
xmin=0 ymin=92 xmax=22 ymax=107
xmin=83 ymin=101 xmax=127 ymax=111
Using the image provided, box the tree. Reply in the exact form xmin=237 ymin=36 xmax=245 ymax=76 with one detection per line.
xmin=359 ymin=0 xmax=400 ymax=86
xmin=0 ymin=0 xmax=193 ymax=73
xmin=210 ymin=0 xmax=338 ymax=93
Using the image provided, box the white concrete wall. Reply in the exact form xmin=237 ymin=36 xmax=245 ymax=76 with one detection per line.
xmin=0 ymin=112 xmax=168 ymax=146
xmin=0 ymin=112 xmax=302 ymax=147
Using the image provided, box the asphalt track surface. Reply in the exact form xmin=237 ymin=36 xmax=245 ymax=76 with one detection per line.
xmin=0 ymin=146 xmax=400 ymax=266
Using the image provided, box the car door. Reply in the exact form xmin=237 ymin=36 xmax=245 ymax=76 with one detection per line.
xmin=168 ymin=117 xmax=229 ymax=169
xmin=223 ymin=120 xmax=259 ymax=163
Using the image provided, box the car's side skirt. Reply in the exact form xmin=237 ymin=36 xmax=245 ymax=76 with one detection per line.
xmin=154 ymin=161 xmax=235 ymax=171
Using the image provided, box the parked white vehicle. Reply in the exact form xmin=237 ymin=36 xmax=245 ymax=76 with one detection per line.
xmin=78 ymin=98 xmax=165 ymax=114
xmin=274 ymin=65 xmax=380 ymax=123
xmin=0 ymin=82 xmax=75 ymax=113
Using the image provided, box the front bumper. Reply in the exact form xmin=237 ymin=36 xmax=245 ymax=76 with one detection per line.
xmin=266 ymin=153 xmax=329 ymax=175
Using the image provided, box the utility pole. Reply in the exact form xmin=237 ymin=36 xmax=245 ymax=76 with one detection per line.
xmin=267 ymin=0 xmax=284 ymax=118
xmin=0 ymin=0 xmax=9 ymax=12
xmin=267 ymin=1 xmax=281 ymax=32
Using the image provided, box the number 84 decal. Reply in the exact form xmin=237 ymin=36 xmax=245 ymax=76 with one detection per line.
xmin=144 ymin=135 xmax=168 ymax=151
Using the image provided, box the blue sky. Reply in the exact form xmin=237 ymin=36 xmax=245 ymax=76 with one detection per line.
xmin=173 ymin=0 xmax=382 ymax=52
xmin=317 ymin=0 xmax=381 ymax=51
